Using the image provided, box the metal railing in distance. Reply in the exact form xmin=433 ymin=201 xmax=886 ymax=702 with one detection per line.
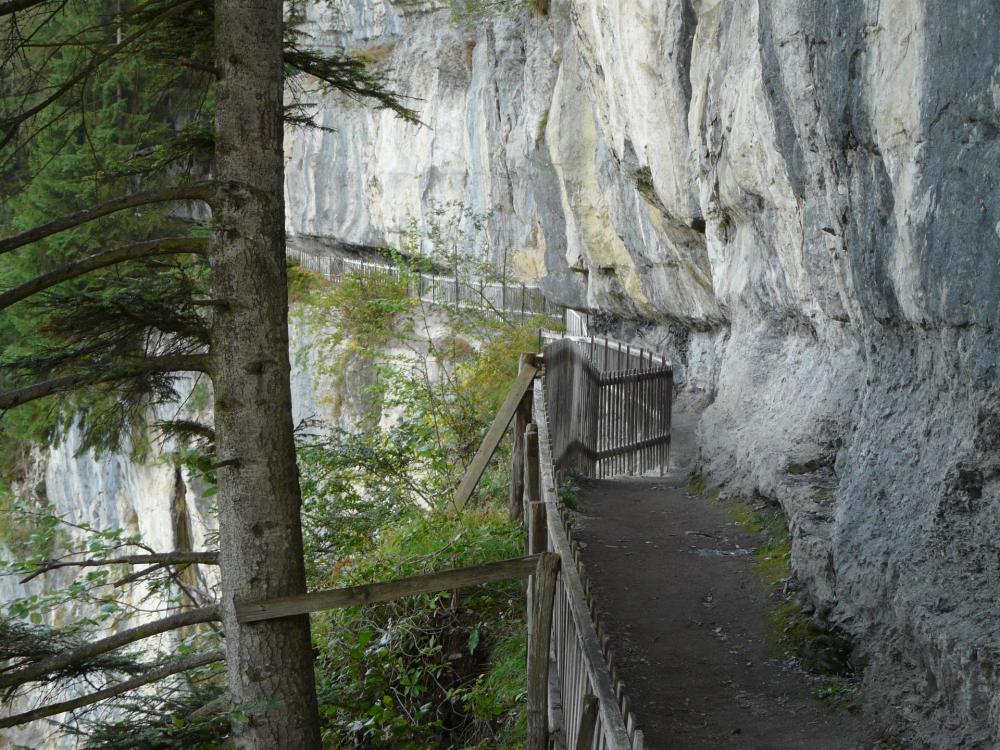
xmin=535 ymin=381 xmax=643 ymax=750
xmin=565 ymin=308 xmax=590 ymax=337
xmin=543 ymin=337 xmax=672 ymax=478
xmin=288 ymin=245 xmax=563 ymax=322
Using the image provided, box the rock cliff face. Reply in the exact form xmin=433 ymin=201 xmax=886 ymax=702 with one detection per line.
xmin=283 ymin=0 xmax=1000 ymax=745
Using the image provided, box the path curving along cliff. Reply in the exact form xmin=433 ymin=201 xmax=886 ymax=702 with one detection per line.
xmin=567 ymin=407 xmax=869 ymax=749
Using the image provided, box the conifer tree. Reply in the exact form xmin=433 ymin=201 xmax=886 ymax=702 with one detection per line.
xmin=0 ymin=1 xmax=416 ymax=745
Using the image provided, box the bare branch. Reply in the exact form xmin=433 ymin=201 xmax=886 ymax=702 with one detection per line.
xmin=0 ymin=354 xmax=211 ymax=411
xmin=0 ymin=182 xmax=215 ymax=255
xmin=0 ymin=605 xmax=220 ymax=691
xmin=113 ymin=562 xmax=169 ymax=588
xmin=0 ymin=650 xmax=223 ymax=728
xmin=186 ymin=690 xmax=229 ymax=721
xmin=17 ymin=551 xmax=219 ymax=584
xmin=0 ymin=237 xmax=209 ymax=311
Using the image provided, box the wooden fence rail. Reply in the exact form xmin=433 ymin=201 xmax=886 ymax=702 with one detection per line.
xmin=235 ymin=555 xmax=544 ymax=623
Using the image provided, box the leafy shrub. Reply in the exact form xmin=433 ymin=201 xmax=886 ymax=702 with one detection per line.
xmin=312 ymin=507 xmax=527 ymax=749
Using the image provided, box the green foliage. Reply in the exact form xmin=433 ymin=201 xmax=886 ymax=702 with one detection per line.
xmin=685 ymin=471 xmax=709 ymax=496
xmin=0 ymin=616 xmax=146 ymax=685
xmin=812 ymin=675 xmax=860 ymax=710
xmin=764 ymin=600 xmax=811 ymax=659
xmin=0 ymin=0 xmax=214 ymax=459
xmin=287 ymin=262 xmax=542 ymax=747
xmin=327 ymin=271 xmax=413 ymax=348
xmin=311 ymin=506 xmax=526 ymax=749
xmin=67 ymin=683 xmax=230 ymax=750
xmin=0 ymin=498 xmax=62 ymax=564
xmin=558 ymin=470 xmax=583 ymax=510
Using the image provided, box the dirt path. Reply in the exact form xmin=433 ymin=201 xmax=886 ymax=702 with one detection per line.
xmin=567 ymin=407 xmax=869 ymax=750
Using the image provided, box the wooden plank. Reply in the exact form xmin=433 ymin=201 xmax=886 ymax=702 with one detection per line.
xmin=526 ymin=425 xmax=547 ymax=556
xmin=453 ymin=357 xmax=539 ymax=510
xmin=236 ymin=555 xmax=540 ymax=623
xmin=527 ymin=552 xmax=560 ymax=750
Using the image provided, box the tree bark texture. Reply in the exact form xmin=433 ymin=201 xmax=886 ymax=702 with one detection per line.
xmin=211 ymin=2 xmax=321 ymax=748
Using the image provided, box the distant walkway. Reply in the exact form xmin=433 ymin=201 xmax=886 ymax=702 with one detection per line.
xmin=286 ymin=241 xmax=589 ymax=331
xmin=567 ymin=406 xmax=868 ymax=749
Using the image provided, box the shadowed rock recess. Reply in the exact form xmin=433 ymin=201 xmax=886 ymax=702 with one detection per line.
xmin=283 ymin=1 xmax=999 ymax=746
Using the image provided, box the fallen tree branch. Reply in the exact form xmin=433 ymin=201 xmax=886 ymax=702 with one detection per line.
xmin=0 ymin=237 xmax=209 ymax=311
xmin=0 ymin=605 xmax=220 ymax=691
xmin=0 ymin=183 xmax=215 ymax=255
xmin=0 ymin=354 xmax=210 ymax=411
xmin=0 ymin=650 xmax=224 ymax=729
xmin=18 ymin=551 xmax=219 ymax=584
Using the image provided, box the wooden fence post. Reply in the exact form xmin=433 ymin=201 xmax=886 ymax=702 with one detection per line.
xmin=510 ymin=354 xmax=536 ymax=522
xmin=525 ymin=425 xmax=545 ymax=554
xmin=575 ymin=694 xmax=599 ymax=750
xmin=527 ymin=551 xmax=559 ymax=750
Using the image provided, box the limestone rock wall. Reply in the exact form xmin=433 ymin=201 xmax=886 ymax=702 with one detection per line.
xmin=283 ymin=1 xmax=1000 ymax=745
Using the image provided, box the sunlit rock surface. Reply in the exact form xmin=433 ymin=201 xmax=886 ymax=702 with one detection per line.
xmin=283 ymin=0 xmax=1000 ymax=745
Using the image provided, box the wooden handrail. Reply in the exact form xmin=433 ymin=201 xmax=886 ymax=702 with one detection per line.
xmin=236 ymin=554 xmax=542 ymax=623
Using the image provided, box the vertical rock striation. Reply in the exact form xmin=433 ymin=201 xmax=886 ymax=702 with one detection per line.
xmin=283 ymin=0 xmax=1000 ymax=744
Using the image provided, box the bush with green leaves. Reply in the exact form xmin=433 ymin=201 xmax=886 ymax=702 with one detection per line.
xmin=289 ymin=267 xmax=544 ymax=747
xmin=311 ymin=506 xmax=526 ymax=749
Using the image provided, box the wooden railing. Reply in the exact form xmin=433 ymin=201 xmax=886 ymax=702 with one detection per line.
xmin=543 ymin=337 xmax=672 ymax=478
xmin=540 ymin=331 xmax=667 ymax=369
xmin=532 ymin=379 xmax=644 ymax=749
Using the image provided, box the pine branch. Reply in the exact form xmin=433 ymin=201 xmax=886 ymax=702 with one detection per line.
xmin=284 ymin=47 xmax=422 ymax=125
xmin=0 ymin=650 xmax=223 ymax=729
xmin=0 ymin=237 xmax=209 ymax=311
xmin=0 ymin=0 xmax=199 ymax=148
xmin=18 ymin=551 xmax=219 ymax=584
xmin=0 ymin=182 xmax=215 ymax=255
xmin=0 ymin=354 xmax=210 ymax=411
xmin=0 ymin=605 xmax=220 ymax=691
xmin=154 ymin=419 xmax=215 ymax=444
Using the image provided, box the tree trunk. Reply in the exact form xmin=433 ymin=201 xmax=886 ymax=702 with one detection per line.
xmin=211 ymin=2 xmax=321 ymax=748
